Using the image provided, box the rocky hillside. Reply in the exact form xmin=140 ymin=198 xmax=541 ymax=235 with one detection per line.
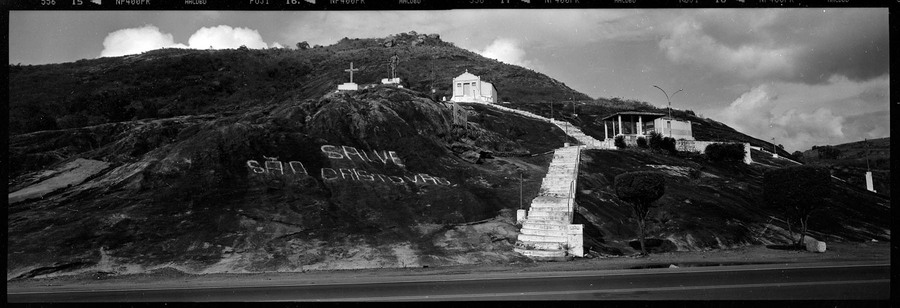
xmin=574 ymin=149 xmax=890 ymax=256
xmin=7 ymin=32 xmax=890 ymax=280
xmin=9 ymin=86 xmax=576 ymax=279
xmin=8 ymin=31 xmax=589 ymax=136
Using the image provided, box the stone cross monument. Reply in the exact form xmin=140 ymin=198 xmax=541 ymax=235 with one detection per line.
xmin=337 ymin=62 xmax=361 ymax=91
xmin=345 ymin=62 xmax=359 ymax=83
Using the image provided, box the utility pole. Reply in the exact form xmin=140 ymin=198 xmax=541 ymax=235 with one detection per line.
xmin=865 ymin=138 xmax=870 ymax=171
xmin=653 ymin=85 xmax=683 ymax=138
xmin=772 ymin=137 xmax=778 ymax=158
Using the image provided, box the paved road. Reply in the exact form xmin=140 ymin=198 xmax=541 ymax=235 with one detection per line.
xmin=8 ymin=263 xmax=890 ymax=301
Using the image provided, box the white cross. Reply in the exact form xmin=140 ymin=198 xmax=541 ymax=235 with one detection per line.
xmin=345 ymin=62 xmax=359 ymax=83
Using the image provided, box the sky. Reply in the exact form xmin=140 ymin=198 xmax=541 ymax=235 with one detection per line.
xmin=8 ymin=9 xmax=889 ymax=152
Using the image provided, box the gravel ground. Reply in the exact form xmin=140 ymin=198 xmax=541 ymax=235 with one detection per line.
xmin=7 ymin=241 xmax=890 ymax=292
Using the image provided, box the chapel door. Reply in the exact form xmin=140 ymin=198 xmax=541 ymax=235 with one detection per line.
xmin=463 ymin=83 xmax=471 ymax=97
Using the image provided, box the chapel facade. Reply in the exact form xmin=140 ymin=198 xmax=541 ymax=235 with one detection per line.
xmin=450 ymin=70 xmax=497 ymax=104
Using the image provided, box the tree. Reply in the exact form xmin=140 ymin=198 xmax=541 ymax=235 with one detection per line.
xmin=763 ymin=166 xmax=831 ymax=246
xmin=614 ymin=135 xmax=626 ymax=148
xmin=705 ymin=143 xmax=745 ymax=162
xmin=791 ymin=151 xmax=804 ymax=162
xmin=636 ymin=136 xmax=648 ymax=148
xmin=296 ymin=41 xmax=310 ymax=50
xmin=614 ymin=171 xmax=666 ymax=255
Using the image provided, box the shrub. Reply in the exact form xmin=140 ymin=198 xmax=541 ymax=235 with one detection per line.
xmin=661 ymin=137 xmax=677 ymax=154
xmin=614 ymin=135 xmax=626 ymax=148
xmin=648 ymin=132 xmax=675 ymax=153
xmin=791 ymin=151 xmax=805 ymax=163
xmin=614 ymin=171 xmax=666 ymax=255
xmin=704 ymin=143 xmax=745 ymax=162
xmin=763 ymin=166 xmax=831 ymax=246
xmin=636 ymin=137 xmax=648 ymax=148
xmin=817 ymin=146 xmax=842 ymax=159
xmin=648 ymin=132 xmax=663 ymax=150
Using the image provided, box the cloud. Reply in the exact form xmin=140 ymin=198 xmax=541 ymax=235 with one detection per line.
xmin=718 ymin=84 xmax=847 ymax=152
xmin=657 ymin=9 xmax=889 ymax=85
xmin=186 ymin=25 xmax=269 ymax=49
xmin=479 ymin=38 xmax=533 ymax=68
xmin=659 ymin=13 xmax=796 ymax=81
xmin=100 ymin=25 xmax=186 ymax=57
xmin=100 ymin=24 xmax=273 ymax=57
xmin=715 ymin=76 xmax=889 ymax=152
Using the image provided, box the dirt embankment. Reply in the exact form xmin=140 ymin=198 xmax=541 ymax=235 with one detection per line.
xmin=7 ymin=241 xmax=890 ymax=290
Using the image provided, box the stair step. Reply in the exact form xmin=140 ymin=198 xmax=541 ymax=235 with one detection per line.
xmin=529 ymin=207 xmax=570 ymax=214
xmin=520 ymin=228 xmax=569 ymax=237
xmin=528 ymin=211 xmax=570 ymax=219
xmin=526 ymin=215 xmax=571 ymax=223
xmin=515 ymin=241 xmax=563 ymax=250
xmin=517 ymin=233 xmax=568 ymax=243
xmin=530 ymin=199 xmax=569 ymax=208
xmin=513 ymin=248 xmax=566 ymax=258
xmin=523 ymin=222 xmax=570 ymax=231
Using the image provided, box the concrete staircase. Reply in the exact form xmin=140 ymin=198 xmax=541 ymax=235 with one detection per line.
xmin=463 ymin=101 xmax=615 ymax=260
xmin=513 ymin=146 xmax=584 ymax=260
xmin=549 ymin=119 xmax=614 ymax=150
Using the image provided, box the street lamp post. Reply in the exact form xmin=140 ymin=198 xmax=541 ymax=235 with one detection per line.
xmin=519 ymin=172 xmax=523 ymax=209
xmin=653 ymin=85 xmax=683 ymax=138
xmin=550 ymin=101 xmax=553 ymax=122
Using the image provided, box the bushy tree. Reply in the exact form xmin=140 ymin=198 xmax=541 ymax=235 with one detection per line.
xmin=763 ymin=166 xmax=831 ymax=246
xmin=636 ymin=136 xmax=648 ymax=148
xmin=614 ymin=171 xmax=666 ymax=255
xmin=296 ymin=41 xmax=310 ymax=50
xmin=648 ymin=132 xmax=676 ymax=154
xmin=791 ymin=151 xmax=804 ymax=163
xmin=705 ymin=143 xmax=746 ymax=162
xmin=661 ymin=137 xmax=677 ymax=154
xmin=818 ymin=146 xmax=842 ymax=159
xmin=614 ymin=135 xmax=626 ymax=148
xmin=648 ymin=132 xmax=663 ymax=150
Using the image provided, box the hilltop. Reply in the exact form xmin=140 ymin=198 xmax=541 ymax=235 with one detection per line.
xmin=8 ymin=31 xmax=588 ymax=137
xmin=7 ymin=32 xmax=890 ymax=280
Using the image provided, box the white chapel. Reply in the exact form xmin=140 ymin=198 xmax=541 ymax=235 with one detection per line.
xmin=451 ymin=70 xmax=497 ymax=104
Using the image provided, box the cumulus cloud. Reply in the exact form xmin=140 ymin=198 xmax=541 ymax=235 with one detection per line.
xmin=100 ymin=25 xmax=186 ymax=57
xmin=100 ymin=24 xmax=273 ymax=57
xmin=659 ymin=14 xmax=796 ymax=80
xmin=658 ymin=9 xmax=889 ymax=85
xmin=186 ymin=25 xmax=268 ymax=50
xmin=715 ymin=79 xmax=892 ymax=152
xmin=718 ymin=84 xmax=848 ymax=152
xmin=479 ymin=38 xmax=533 ymax=68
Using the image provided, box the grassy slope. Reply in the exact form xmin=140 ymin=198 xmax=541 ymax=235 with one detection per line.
xmin=574 ymin=149 xmax=890 ymax=256
xmin=800 ymin=137 xmax=890 ymax=197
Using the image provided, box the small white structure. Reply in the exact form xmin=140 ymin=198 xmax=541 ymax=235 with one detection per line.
xmin=381 ymin=55 xmax=403 ymax=87
xmin=381 ymin=77 xmax=403 ymax=88
xmin=337 ymin=62 xmax=360 ymax=91
xmin=653 ymin=117 xmax=694 ymax=141
xmin=598 ymin=111 xmax=694 ymax=142
xmin=451 ymin=70 xmax=497 ymax=104
xmin=865 ymin=171 xmax=876 ymax=193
